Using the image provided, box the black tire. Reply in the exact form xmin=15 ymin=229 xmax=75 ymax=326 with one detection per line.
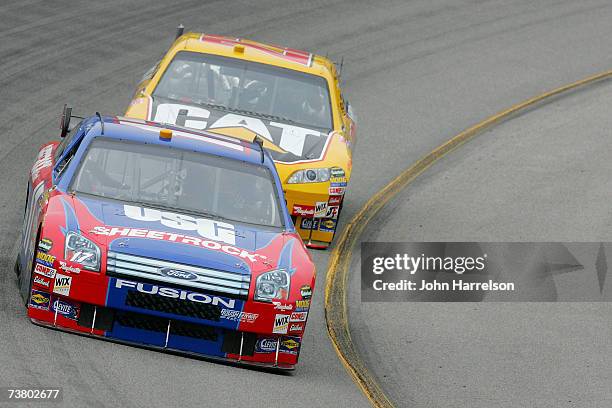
xmin=19 ymin=228 xmax=40 ymax=308
xmin=14 ymin=254 xmax=20 ymax=277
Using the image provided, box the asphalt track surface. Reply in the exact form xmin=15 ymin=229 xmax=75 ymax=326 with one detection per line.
xmin=1 ymin=1 xmax=612 ymax=407
xmin=351 ymin=79 xmax=612 ymax=407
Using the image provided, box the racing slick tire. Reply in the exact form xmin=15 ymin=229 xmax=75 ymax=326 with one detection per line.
xmin=19 ymin=229 xmax=40 ymax=308
xmin=14 ymin=255 xmax=20 ymax=277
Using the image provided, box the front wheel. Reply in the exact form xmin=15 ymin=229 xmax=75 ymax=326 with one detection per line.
xmin=14 ymin=254 xmax=20 ymax=277
xmin=19 ymin=230 xmax=40 ymax=308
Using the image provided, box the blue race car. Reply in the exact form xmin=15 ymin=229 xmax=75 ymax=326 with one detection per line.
xmin=17 ymin=110 xmax=315 ymax=370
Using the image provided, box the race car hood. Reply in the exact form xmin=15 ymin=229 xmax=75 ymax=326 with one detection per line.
xmin=149 ymin=97 xmax=332 ymax=163
xmin=59 ymin=194 xmax=287 ymax=276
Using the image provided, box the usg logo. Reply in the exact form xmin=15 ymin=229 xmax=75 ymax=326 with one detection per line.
xmin=159 ymin=268 xmax=198 ymax=281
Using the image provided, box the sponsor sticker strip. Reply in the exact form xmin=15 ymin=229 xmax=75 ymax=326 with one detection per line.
xmin=53 ymin=274 xmax=72 ymax=296
xmin=29 ymin=290 xmax=50 ymax=311
xmin=34 ymin=263 xmax=56 ymax=279
xmin=273 ymin=314 xmax=290 ymax=334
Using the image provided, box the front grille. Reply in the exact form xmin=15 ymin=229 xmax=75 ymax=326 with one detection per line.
xmin=107 ymin=252 xmax=250 ymax=298
xmin=171 ymin=320 xmax=218 ymax=341
xmin=125 ymin=290 xmax=221 ymax=321
xmin=114 ymin=311 xmax=218 ymax=341
xmin=115 ymin=311 xmax=167 ymax=332
xmin=222 ymin=330 xmax=257 ymax=356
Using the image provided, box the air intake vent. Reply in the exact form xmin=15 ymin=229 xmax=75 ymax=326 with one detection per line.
xmin=125 ymin=290 xmax=221 ymax=321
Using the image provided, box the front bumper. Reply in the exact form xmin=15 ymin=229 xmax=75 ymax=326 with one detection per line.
xmin=27 ymin=291 xmax=302 ymax=370
xmin=284 ymin=183 xmax=345 ymax=247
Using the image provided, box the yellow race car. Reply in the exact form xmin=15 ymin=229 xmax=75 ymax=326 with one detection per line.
xmin=125 ymin=29 xmax=356 ymax=248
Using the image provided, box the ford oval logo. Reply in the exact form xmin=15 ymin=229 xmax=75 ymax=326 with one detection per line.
xmin=159 ymin=268 xmax=198 ymax=281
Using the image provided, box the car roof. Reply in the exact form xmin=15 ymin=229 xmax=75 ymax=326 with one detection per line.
xmin=85 ymin=116 xmax=272 ymax=167
xmin=178 ymin=33 xmax=337 ymax=78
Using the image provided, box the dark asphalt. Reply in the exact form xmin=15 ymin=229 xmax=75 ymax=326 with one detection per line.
xmin=2 ymin=1 xmax=612 ymax=407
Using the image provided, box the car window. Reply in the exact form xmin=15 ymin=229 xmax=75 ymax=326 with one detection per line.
xmin=54 ymin=120 xmax=86 ymax=179
xmin=54 ymin=120 xmax=83 ymax=162
xmin=71 ymin=138 xmax=283 ymax=228
xmin=154 ymin=51 xmax=333 ymax=130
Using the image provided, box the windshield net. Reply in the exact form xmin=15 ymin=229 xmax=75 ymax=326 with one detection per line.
xmin=153 ymin=51 xmax=333 ymax=130
xmin=71 ymin=139 xmax=283 ymax=228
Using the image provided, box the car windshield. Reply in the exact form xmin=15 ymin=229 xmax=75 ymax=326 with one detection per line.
xmin=153 ymin=51 xmax=333 ymax=130
xmin=71 ymin=138 xmax=284 ymax=228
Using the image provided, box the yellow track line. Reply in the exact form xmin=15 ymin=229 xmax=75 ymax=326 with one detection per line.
xmin=324 ymin=69 xmax=612 ymax=408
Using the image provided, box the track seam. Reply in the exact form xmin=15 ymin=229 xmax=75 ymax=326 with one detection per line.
xmin=324 ymin=68 xmax=612 ymax=408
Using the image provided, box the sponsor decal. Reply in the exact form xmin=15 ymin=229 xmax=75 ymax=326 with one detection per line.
xmin=53 ymin=273 xmax=72 ymax=296
xmin=34 ymin=263 xmax=56 ymax=279
xmin=51 ymin=298 xmax=79 ymax=320
xmin=324 ymin=206 xmax=339 ymax=219
xmin=300 ymin=285 xmax=312 ymax=299
xmin=29 ymin=290 xmax=50 ymax=310
xmin=159 ymin=268 xmax=198 ymax=281
xmin=289 ymin=323 xmax=304 ymax=333
xmin=319 ymin=219 xmax=337 ymax=232
xmin=33 ymin=274 xmax=51 ymax=289
xmin=330 ymin=167 xmax=345 ymax=177
xmin=123 ymin=205 xmax=236 ymax=245
xmin=272 ymin=301 xmax=293 ymax=311
xmin=280 ymin=336 xmax=301 ymax=355
xmin=295 ymin=299 xmax=310 ymax=310
xmin=151 ymin=104 xmax=324 ymax=158
xmin=91 ymin=227 xmax=266 ymax=263
xmin=292 ymin=204 xmax=314 ymax=217
xmin=36 ymin=251 xmax=55 ymax=267
xmin=255 ymin=338 xmax=278 ymax=353
xmin=31 ymin=145 xmax=53 ymax=179
xmin=300 ymin=218 xmax=319 ymax=230
xmin=273 ymin=314 xmax=290 ymax=334
xmin=314 ymin=202 xmax=328 ymax=218
xmin=290 ymin=311 xmax=308 ymax=322
xmin=330 ymin=181 xmax=347 ymax=187
xmin=329 ymin=186 xmax=345 ymax=195
xmin=59 ymin=261 xmax=80 ymax=274
xmin=328 ymin=195 xmax=342 ymax=206
xmin=330 ymin=176 xmax=347 ymax=184
xmin=114 ymin=279 xmax=236 ymax=308
xmin=220 ymin=309 xmax=258 ymax=323
xmin=38 ymin=238 xmax=53 ymax=252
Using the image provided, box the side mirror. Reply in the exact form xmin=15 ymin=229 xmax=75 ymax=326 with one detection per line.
xmin=59 ymin=104 xmax=72 ymax=138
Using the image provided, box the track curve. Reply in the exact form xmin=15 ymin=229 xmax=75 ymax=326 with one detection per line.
xmin=2 ymin=1 xmax=612 ymax=407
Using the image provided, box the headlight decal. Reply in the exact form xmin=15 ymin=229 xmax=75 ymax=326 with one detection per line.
xmin=65 ymin=231 xmax=101 ymax=272
xmin=254 ymin=239 xmax=297 ymax=302
xmin=60 ymin=197 xmax=81 ymax=235
xmin=287 ymin=168 xmax=331 ymax=184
